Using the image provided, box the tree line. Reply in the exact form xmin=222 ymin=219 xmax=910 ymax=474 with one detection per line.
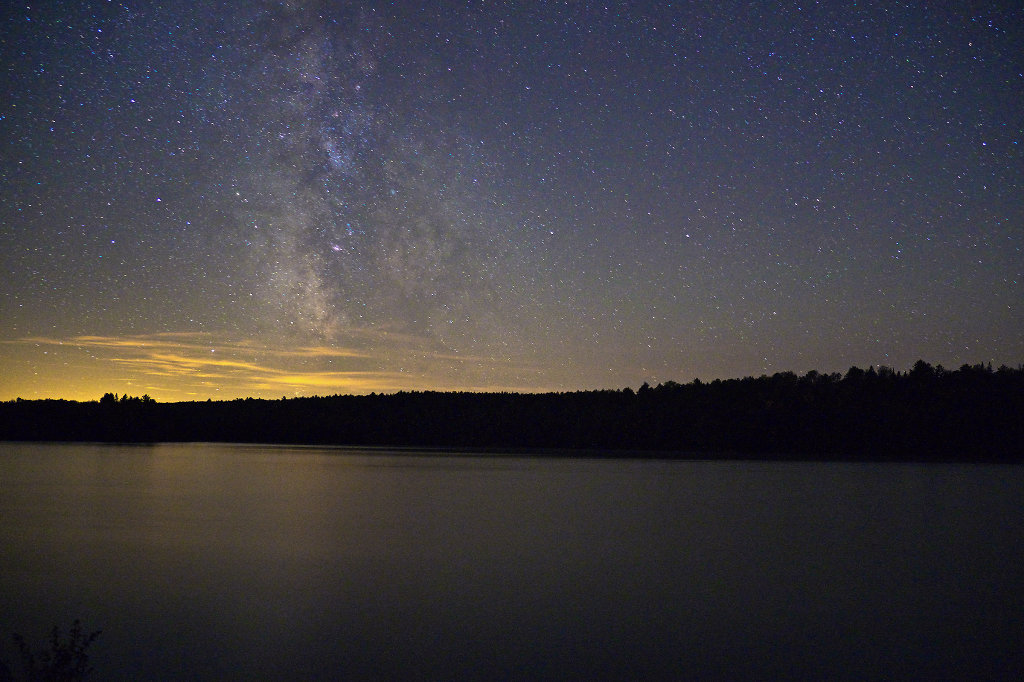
xmin=1 ymin=361 xmax=1021 ymax=461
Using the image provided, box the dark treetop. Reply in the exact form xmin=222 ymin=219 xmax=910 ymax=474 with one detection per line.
xmin=2 ymin=361 xmax=1021 ymax=462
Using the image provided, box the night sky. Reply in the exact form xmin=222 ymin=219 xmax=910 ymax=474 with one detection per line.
xmin=2 ymin=2 xmax=1021 ymax=401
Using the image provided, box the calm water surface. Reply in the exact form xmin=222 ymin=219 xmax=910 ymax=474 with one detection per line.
xmin=1 ymin=442 xmax=1022 ymax=680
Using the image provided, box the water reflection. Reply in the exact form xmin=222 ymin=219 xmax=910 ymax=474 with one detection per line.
xmin=1 ymin=443 xmax=1022 ymax=680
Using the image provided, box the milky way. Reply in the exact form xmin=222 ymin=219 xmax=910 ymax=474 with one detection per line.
xmin=1 ymin=2 xmax=1021 ymax=399
xmin=209 ymin=2 xmax=549 ymax=381
xmin=218 ymin=7 xmax=486 ymax=330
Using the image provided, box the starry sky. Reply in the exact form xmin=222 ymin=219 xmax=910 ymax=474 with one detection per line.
xmin=1 ymin=1 xmax=1021 ymax=401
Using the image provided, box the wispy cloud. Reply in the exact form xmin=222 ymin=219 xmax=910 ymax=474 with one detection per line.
xmin=4 ymin=331 xmax=546 ymax=399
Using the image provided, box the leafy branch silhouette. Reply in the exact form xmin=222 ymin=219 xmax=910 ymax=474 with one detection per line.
xmin=2 ymin=620 xmax=101 ymax=682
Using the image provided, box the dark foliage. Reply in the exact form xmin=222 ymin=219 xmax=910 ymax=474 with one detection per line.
xmin=1 ymin=361 xmax=1022 ymax=461
xmin=1 ymin=621 xmax=100 ymax=682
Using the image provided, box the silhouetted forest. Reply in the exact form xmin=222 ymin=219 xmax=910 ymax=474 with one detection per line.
xmin=1 ymin=361 xmax=1022 ymax=461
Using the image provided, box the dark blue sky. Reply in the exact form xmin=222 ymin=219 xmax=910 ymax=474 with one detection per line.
xmin=2 ymin=1 xmax=1021 ymax=400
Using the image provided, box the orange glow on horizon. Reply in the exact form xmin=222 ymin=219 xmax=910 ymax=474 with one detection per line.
xmin=0 ymin=332 xmax=573 ymax=401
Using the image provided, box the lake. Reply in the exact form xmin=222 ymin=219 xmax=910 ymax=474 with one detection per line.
xmin=1 ymin=442 xmax=1022 ymax=680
